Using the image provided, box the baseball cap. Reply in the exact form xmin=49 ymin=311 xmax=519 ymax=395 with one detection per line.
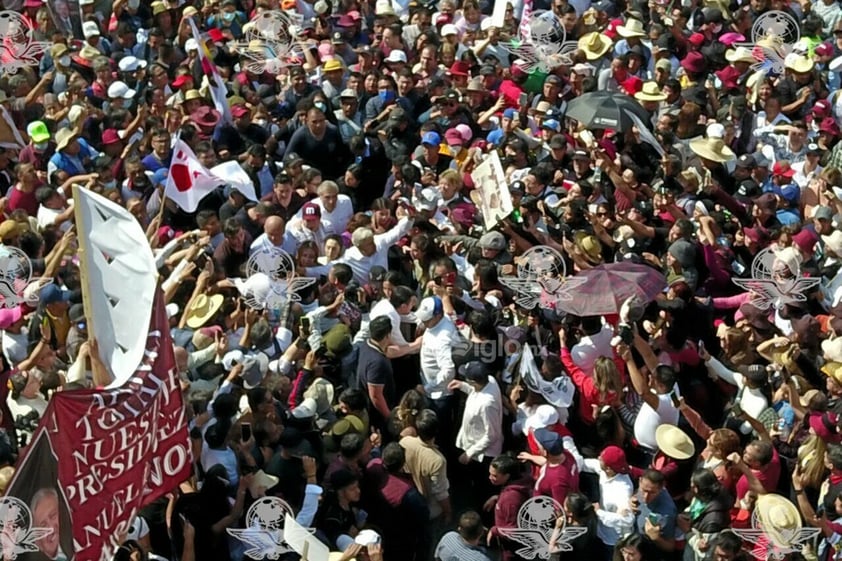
xmin=40 ymin=284 xmax=71 ymax=305
xmin=172 ymin=74 xmax=193 ymax=88
xmin=118 ymin=56 xmax=147 ymax=73
xmin=339 ymin=88 xmax=357 ymax=99
xmin=107 ymin=81 xmax=136 ymax=99
xmin=421 ymin=131 xmax=441 ymax=147
xmin=735 ymin=154 xmax=756 ymax=168
xmin=479 ymin=231 xmax=506 ymax=250
xmin=533 ymin=427 xmax=564 ymax=455
xmin=502 ymin=108 xmax=517 ymax=119
xmin=600 ymin=445 xmax=630 ymax=474
xmin=441 ymin=23 xmax=458 ymax=36
xmin=459 ymin=361 xmax=489 ymax=383
xmin=541 ymin=119 xmax=561 ymax=132
xmin=416 ymin=296 xmax=443 ymax=322
xmin=444 ymin=128 xmax=464 ymax=145
xmin=102 ymin=129 xmax=122 ymax=145
xmin=82 ymin=21 xmax=100 ymax=39
xmin=27 ymin=121 xmax=50 ymax=144
xmin=385 ymin=50 xmax=407 ymax=63
xmin=302 ymin=202 xmax=321 ymax=220
xmin=772 ymin=160 xmax=795 ymax=178
xmin=231 ymin=105 xmax=250 ymax=118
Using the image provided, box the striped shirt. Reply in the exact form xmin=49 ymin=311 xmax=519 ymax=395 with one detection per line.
xmin=434 ymin=531 xmax=492 ymax=561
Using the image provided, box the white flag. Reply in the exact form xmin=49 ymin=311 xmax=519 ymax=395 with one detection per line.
xmin=73 ymin=187 xmax=158 ymax=387
xmin=164 ymin=139 xmax=223 ymax=212
xmin=520 ymin=344 xmax=575 ymax=408
xmin=188 ymin=17 xmax=234 ymax=125
xmin=211 ymin=161 xmax=259 ymax=202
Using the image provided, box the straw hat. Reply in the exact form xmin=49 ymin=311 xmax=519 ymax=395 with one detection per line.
xmin=578 ymin=32 xmax=613 ymax=60
xmin=73 ymin=44 xmax=102 ymax=67
xmin=823 ymin=361 xmax=842 ymax=385
xmin=725 ymin=47 xmax=756 ymax=64
xmin=184 ymin=89 xmax=202 ymax=102
xmin=184 ymin=294 xmax=224 ymax=329
xmin=823 ymin=231 xmax=842 ymax=255
xmin=574 ymin=232 xmax=603 ymax=264
xmin=655 ymin=424 xmax=695 ymax=460
xmin=755 ymin=494 xmax=806 ymax=549
xmin=689 ymin=137 xmax=736 ymax=162
xmin=616 ymin=19 xmax=646 ymax=38
xmin=785 ymin=54 xmax=815 ymax=73
xmin=55 ymin=129 xmax=78 ymax=151
xmin=634 ymin=81 xmax=668 ymax=102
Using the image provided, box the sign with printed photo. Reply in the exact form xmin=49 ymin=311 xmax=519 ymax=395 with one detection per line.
xmin=471 ymin=151 xmax=513 ymax=232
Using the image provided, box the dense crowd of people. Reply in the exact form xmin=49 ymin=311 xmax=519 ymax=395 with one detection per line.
xmin=7 ymin=0 xmax=842 ymax=560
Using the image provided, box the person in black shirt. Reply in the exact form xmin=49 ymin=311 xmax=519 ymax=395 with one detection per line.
xmin=316 ymin=469 xmax=364 ymax=550
xmin=357 ymin=316 xmax=396 ymax=427
xmin=284 ymin=108 xmax=351 ymax=180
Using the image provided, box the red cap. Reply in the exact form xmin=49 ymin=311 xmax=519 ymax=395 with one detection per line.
xmin=207 ymin=28 xmax=225 ymax=43
xmin=302 ymin=202 xmax=321 ymax=220
xmin=812 ymin=99 xmax=832 ymax=118
xmin=435 ymin=13 xmax=453 ymax=25
xmin=102 ymin=129 xmax=121 ymax=145
xmin=444 ymin=129 xmax=464 ymax=145
xmin=689 ymin=32 xmax=705 ymax=46
xmin=772 ymin=160 xmax=795 ymax=178
xmin=621 ymin=76 xmax=643 ymax=96
xmin=172 ymin=74 xmax=193 ymax=88
xmin=792 ymin=228 xmax=819 ymax=254
xmin=347 ymin=10 xmax=362 ymax=20
xmin=604 ymin=18 xmax=624 ymax=39
xmin=821 ymin=117 xmax=841 ymax=136
xmin=816 ymin=42 xmax=834 ymax=57
xmin=600 ymin=446 xmax=630 ymax=474
xmin=231 ymin=105 xmax=249 ymax=118
xmin=449 ymin=61 xmax=471 ymax=77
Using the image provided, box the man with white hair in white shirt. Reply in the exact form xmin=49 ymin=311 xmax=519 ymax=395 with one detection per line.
xmin=294 ymin=180 xmax=354 ymax=235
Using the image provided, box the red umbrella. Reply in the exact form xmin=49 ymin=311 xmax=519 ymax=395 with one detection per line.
xmin=555 ymin=262 xmax=667 ymax=317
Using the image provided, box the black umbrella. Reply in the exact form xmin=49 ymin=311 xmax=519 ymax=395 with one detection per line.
xmin=564 ymin=91 xmax=653 ymax=132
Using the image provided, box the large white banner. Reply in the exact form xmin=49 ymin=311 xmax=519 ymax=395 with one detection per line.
xmin=471 ymin=151 xmax=514 ymax=231
xmin=73 ymin=187 xmax=157 ymax=387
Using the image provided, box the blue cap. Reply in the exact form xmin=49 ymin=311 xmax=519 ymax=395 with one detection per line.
xmin=152 ymin=168 xmax=168 ymax=186
xmin=775 ymin=184 xmax=800 ymax=205
xmin=421 ymin=131 xmax=441 ymax=146
xmin=533 ymin=428 xmax=564 ymax=455
xmin=503 ymin=108 xmax=517 ymax=119
xmin=541 ymin=119 xmax=561 ymax=132
xmin=40 ymin=284 xmax=71 ymax=306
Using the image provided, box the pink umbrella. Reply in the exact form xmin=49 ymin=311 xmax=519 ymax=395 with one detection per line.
xmin=554 ymin=262 xmax=667 ymax=317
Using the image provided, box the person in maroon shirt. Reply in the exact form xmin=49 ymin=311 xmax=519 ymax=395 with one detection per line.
xmin=7 ymin=163 xmax=43 ymax=217
xmin=531 ymin=428 xmax=580 ymax=505
xmin=487 ymin=454 xmax=533 ymax=561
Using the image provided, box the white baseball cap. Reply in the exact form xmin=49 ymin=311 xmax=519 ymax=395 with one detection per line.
xmin=441 ymin=24 xmax=458 ymax=36
xmin=107 ymin=81 xmax=136 ymax=99
xmin=118 ymin=56 xmax=147 ymax=72
xmin=185 ymin=38 xmax=199 ymax=52
xmin=385 ymin=49 xmax=407 ymax=63
xmin=82 ymin=21 xmax=100 ymax=39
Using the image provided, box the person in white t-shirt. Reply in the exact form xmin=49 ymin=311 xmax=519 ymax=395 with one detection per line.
xmin=571 ymin=317 xmax=615 ymax=376
xmin=618 ymin=336 xmax=680 ymax=458
xmin=35 ymin=186 xmax=73 ymax=233
xmin=294 ymin=181 xmax=353 ymax=235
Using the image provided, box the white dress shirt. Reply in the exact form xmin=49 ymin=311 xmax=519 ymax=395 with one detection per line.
xmin=583 ymin=459 xmax=635 ymax=546
xmin=454 ymin=377 xmax=504 ymax=461
xmin=420 ymin=316 xmax=459 ymax=400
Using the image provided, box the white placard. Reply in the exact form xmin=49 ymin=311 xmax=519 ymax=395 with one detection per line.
xmin=471 ymin=151 xmax=513 ymax=231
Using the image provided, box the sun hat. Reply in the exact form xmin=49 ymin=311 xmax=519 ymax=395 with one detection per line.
xmin=192 ymin=106 xmax=221 ymax=128
xmin=725 ymin=47 xmax=755 ymax=64
xmin=184 ymin=294 xmax=224 ymax=329
xmin=823 ymin=231 xmax=842 ymax=256
xmin=715 ymin=65 xmax=741 ymax=89
xmin=55 ymin=129 xmax=79 ymax=152
xmin=689 ymin=137 xmax=735 ymax=162
xmin=824 ymin=337 xmax=842 ymax=362
xmin=680 ymin=51 xmax=706 ymax=73
xmin=634 ymin=81 xmax=668 ymax=102
xmin=655 ymin=424 xmax=696 ymax=460
xmin=719 ymin=32 xmax=746 ymax=46
xmin=578 ymin=32 xmax=613 ymax=60
xmin=785 ymin=54 xmax=815 ymax=73
xmin=823 ymin=360 xmax=842 ymax=384
xmin=304 ymin=377 xmax=335 ymax=415
xmin=755 ymin=494 xmax=807 ymax=549
xmin=616 ymin=18 xmax=645 ymax=38
xmin=574 ymin=232 xmax=602 ymax=263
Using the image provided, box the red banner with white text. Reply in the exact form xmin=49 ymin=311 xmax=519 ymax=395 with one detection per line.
xmin=6 ymin=290 xmax=192 ymax=561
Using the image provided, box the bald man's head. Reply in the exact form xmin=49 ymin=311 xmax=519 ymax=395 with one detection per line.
xmin=265 ymin=216 xmax=285 ymax=247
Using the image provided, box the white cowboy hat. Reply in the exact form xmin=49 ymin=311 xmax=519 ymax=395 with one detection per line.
xmin=634 ymin=81 xmax=668 ymax=102
xmin=823 ymin=336 xmax=842 ymax=363
xmin=689 ymin=137 xmax=736 ymax=162
xmin=577 ymin=32 xmax=613 ymax=60
xmin=616 ymin=19 xmax=646 ymax=38
xmin=785 ymin=54 xmax=815 ymax=73
xmin=655 ymin=424 xmax=695 ymax=460
xmin=823 ymin=231 xmax=842 ymax=256
xmin=725 ymin=47 xmax=756 ymax=64
xmin=755 ymin=494 xmax=806 ymax=549
xmin=303 ymin=377 xmax=336 ymax=416
xmin=184 ymin=293 xmax=224 ymax=329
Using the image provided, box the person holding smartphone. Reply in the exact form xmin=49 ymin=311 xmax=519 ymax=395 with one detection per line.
xmin=633 ymin=469 xmax=678 ymax=559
